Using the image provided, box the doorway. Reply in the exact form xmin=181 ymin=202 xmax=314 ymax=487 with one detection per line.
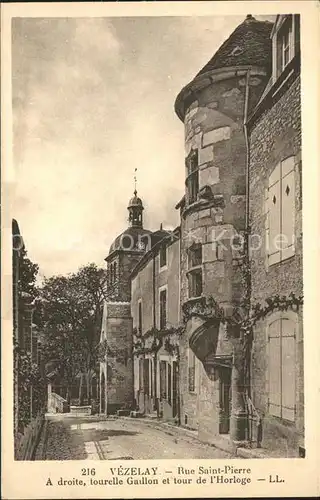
xmin=172 ymin=361 xmax=178 ymax=419
xmin=219 ymin=367 xmax=231 ymax=434
xmin=100 ymin=372 xmax=106 ymax=414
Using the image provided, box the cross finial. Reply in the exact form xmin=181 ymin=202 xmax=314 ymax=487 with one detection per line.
xmin=134 ymin=168 xmax=137 ymax=195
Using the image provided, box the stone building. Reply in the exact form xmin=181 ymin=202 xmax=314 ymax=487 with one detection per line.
xmin=174 ymin=14 xmax=274 ymax=444
xmin=99 ymin=190 xmax=168 ymax=414
xmin=99 ymin=14 xmax=303 ymax=456
xmin=131 ymin=227 xmax=181 ymax=420
xmin=247 ymin=14 xmax=303 ymax=456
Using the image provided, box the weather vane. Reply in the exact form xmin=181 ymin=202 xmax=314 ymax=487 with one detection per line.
xmin=134 ymin=168 xmax=137 ymax=195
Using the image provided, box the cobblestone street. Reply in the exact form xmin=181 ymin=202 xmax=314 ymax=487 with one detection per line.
xmin=35 ymin=415 xmax=233 ymax=460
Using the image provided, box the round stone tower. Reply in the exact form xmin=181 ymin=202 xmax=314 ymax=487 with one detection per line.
xmin=175 ymin=15 xmax=273 ymax=441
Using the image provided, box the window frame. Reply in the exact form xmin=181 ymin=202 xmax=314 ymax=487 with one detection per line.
xmin=272 ymin=15 xmax=296 ymax=80
xmin=186 ymin=149 xmax=199 ymax=205
xmin=187 ymin=243 xmax=203 ymax=298
xmin=265 ymin=156 xmax=296 ymax=266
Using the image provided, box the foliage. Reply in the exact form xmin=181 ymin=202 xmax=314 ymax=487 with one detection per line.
xmin=18 ymin=247 xmax=39 ymax=300
xmin=132 ymin=326 xmax=183 ymax=358
xmin=14 ymin=340 xmax=46 ymax=433
xmin=38 ymin=263 xmax=107 ymax=403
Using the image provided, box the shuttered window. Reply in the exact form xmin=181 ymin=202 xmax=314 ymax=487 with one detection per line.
xmin=266 ymin=157 xmax=295 ymax=265
xmin=143 ymin=358 xmax=150 ymax=395
xmin=268 ymin=316 xmax=296 ymax=421
xmin=160 ymin=360 xmax=167 ymax=400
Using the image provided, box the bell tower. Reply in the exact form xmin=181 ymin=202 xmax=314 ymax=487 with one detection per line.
xmin=127 ymin=169 xmax=144 ymax=228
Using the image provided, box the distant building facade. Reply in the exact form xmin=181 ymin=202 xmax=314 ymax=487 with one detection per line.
xmin=131 ymin=227 xmax=180 ymax=420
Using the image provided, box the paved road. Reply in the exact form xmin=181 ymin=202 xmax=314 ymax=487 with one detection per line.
xmin=35 ymin=415 xmax=232 ymax=460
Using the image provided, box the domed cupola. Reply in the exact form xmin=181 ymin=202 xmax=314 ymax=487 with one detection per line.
xmin=127 ymin=189 xmax=144 ymax=228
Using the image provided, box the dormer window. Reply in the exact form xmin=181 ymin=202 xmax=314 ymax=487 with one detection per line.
xmin=280 ymin=19 xmax=293 ymax=71
xmin=272 ymin=15 xmax=297 ymax=81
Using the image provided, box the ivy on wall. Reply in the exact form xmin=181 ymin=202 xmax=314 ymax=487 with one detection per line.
xmin=14 ymin=340 xmax=47 ymax=434
xmin=132 ymin=326 xmax=183 ymax=358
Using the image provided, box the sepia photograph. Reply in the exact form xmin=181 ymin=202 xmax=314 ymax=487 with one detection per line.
xmin=10 ymin=10 xmax=305 ymax=464
xmin=3 ymin=0 xmax=320 ymax=498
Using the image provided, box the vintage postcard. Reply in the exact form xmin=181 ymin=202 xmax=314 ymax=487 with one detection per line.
xmin=1 ymin=1 xmax=320 ymax=498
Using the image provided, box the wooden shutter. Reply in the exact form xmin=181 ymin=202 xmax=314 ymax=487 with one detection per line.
xmin=281 ymin=157 xmax=295 ymax=260
xmin=143 ymin=358 xmax=150 ymax=395
xmin=160 ymin=361 xmax=167 ymax=400
xmin=281 ymin=318 xmax=296 ymax=421
xmin=268 ymin=164 xmax=281 ymax=265
xmin=139 ymin=358 xmax=144 ymax=391
xmin=268 ymin=319 xmax=281 ymax=417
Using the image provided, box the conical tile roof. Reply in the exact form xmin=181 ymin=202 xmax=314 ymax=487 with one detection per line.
xmin=196 ymin=15 xmax=273 ymax=77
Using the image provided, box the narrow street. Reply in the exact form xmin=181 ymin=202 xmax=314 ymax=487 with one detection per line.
xmin=35 ymin=415 xmax=233 ymax=460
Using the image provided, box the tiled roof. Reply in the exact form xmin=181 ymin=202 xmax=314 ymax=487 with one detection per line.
xmin=196 ymin=15 xmax=273 ymax=77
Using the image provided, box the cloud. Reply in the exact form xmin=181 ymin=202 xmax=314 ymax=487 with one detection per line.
xmin=12 ymin=15 xmax=276 ymax=276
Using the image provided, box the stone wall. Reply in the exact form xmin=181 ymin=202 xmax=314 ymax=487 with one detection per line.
xmin=131 ymin=239 xmax=180 ymax=418
xmin=100 ymin=301 xmax=133 ymax=413
xmin=249 ymin=75 xmax=303 ymax=455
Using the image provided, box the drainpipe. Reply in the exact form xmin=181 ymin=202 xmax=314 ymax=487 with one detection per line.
xmin=230 ymin=69 xmax=251 ymax=443
xmin=244 ymin=68 xmax=252 ymax=393
xmin=152 ymin=253 xmax=158 ymax=412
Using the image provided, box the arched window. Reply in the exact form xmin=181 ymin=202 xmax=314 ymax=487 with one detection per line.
xmin=114 ymin=262 xmax=117 ymax=282
xmin=267 ymin=312 xmax=297 ymax=422
xmin=109 ymin=264 xmax=113 ymax=284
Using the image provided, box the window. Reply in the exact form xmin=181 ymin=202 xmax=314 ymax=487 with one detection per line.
xmin=268 ymin=315 xmax=296 ymax=421
xmin=281 ymin=22 xmax=291 ymax=70
xmin=159 ymin=244 xmax=167 ymax=268
xmin=160 ymin=360 xmax=167 ymax=400
xmin=273 ymin=15 xmax=295 ymax=79
xmin=188 ymin=243 xmax=202 ymax=268
xmin=188 ymin=349 xmax=196 ymax=393
xmin=138 ymin=300 xmax=142 ymax=335
xmin=186 ymin=150 xmax=199 ymax=204
xmin=159 ymin=288 xmax=167 ymax=329
xmin=188 ymin=243 xmax=203 ymax=298
xmin=109 ymin=262 xmax=117 ymax=284
xmin=113 ymin=262 xmax=117 ymax=282
xmin=143 ymin=358 xmax=150 ymax=395
xmin=266 ymin=157 xmax=295 ymax=265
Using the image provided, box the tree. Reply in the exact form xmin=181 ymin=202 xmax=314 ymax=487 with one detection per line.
xmin=18 ymin=247 xmax=39 ymax=299
xmin=39 ymin=263 xmax=107 ymax=405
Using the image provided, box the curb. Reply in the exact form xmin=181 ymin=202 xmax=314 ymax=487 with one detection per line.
xmin=118 ymin=416 xmax=270 ymax=459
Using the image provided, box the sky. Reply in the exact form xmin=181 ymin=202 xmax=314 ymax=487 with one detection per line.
xmin=12 ymin=14 xmax=275 ymax=278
